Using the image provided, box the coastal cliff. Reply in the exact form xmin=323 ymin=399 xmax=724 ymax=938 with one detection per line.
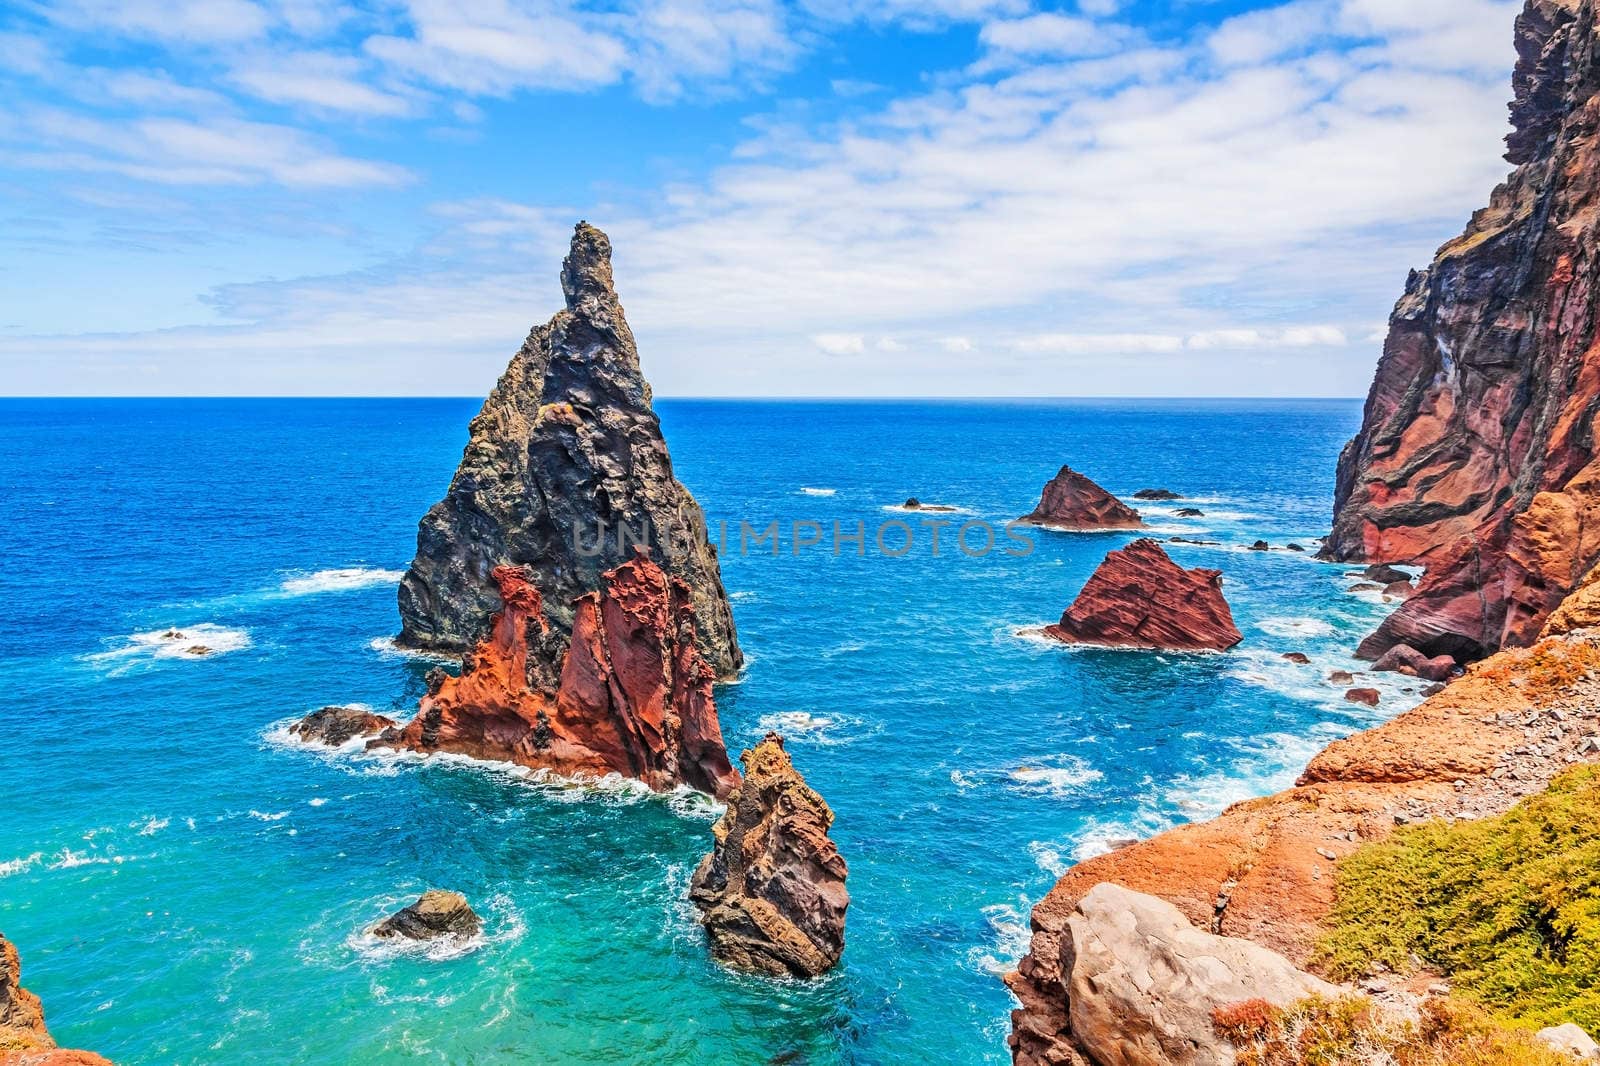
xmin=396 ymin=223 xmax=741 ymax=683
xmin=379 ymin=553 xmax=739 ymax=798
xmin=0 ymin=934 xmax=109 ymax=1065
xmin=1008 ymin=624 xmax=1600 ymax=1065
xmin=1324 ymin=0 xmax=1600 ymax=664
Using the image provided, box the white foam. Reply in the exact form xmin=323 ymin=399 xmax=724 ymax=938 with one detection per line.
xmin=308 ymin=797 xmax=329 ymax=807
xmin=248 ymin=810 xmax=290 ymax=822
xmin=49 ymin=848 xmax=129 ymax=870
xmin=727 ymin=591 xmax=758 ymax=603
xmin=135 ymin=816 xmax=169 ymax=837
xmin=1007 ymin=756 xmax=1104 ymax=798
xmin=85 ymin=624 xmax=251 ymax=669
xmin=347 ymin=891 xmax=524 ymax=964
xmin=799 ymin=487 xmax=837 ymax=496
xmin=0 ymin=852 xmax=42 ymax=877
xmin=967 ymin=900 xmax=1034 ymax=976
xmin=1256 ymin=616 xmax=1338 ymax=638
xmin=280 ymin=568 xmax=404 ymax=596
xmin=366 ymin=637 xmax=457 ymax=663
xmin=754 ymin=710 xmax=878 ymax=747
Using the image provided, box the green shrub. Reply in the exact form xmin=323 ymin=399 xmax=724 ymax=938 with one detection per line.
xmin=1317 ymin=765 xmax=1600 ymax=1030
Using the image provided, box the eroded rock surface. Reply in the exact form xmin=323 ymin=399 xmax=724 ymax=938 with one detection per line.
xmin=689 ymin=733 xmax=848 ymax=977
xmin=289 ymin=706 xmax=398 ymax=747
xmin=1020 ymin=467 xmax=1144 ymax=530
xmin=1058 ymin=884 xmax=1339 ymax=1066
xmin=383 ymin=554 xmax=740 ymax=799
xmin=396 ymin=223 xmax=741 ymax=683
xmin=1324 ymin=0 xmax=1600 ymax=664
xmin=1046 ymin=538 xmax=1243 ymax=652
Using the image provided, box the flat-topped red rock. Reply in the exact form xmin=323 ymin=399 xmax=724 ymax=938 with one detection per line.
xmin=1046 ymin=538 xmax=1243 ymax=651
xmin=1018 ymin=465 xmax=1144 ymax=530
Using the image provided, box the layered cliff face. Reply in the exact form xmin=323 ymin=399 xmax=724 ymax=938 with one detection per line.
xmin=689 ymin=733 xmax=849 ymax=977
xmin=1324 ymin=0 xmax=1600 ymax=663
xmin=0 ymin=934 xmax=109 ymax=1065
xmin=1019 ymin=467 xmax=1144 ymax=530
xmin=382 ymin=554 xmax=740 ymax=799
xmin=1046 ymin=538 xmax=1243 ymax=652
xmin=396 ymin=223 xmax=741 ymax=684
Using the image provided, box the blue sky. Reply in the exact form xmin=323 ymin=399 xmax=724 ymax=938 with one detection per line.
xmin=1 ymin=0 xmax=1522 ymax=396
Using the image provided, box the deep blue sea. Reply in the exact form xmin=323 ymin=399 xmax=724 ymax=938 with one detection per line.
xmin=0 ymin=398 xmax=1422 ymax=1064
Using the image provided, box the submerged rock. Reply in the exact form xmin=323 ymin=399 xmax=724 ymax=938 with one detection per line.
xmin=1133 ymin=488 xmax=1182 ymax=501
xmin=1174 ymin=507 xmax=1205 ymax=517
xmin=1054 ymin=884 xmax=1339 ymax=1066
xmin=1046 ymin=538 xmax=1243 ymax=652
xmin=1324 ymin=0 xmax=1600 ymax=662
xmin=0 ymin=933 xmax=110 ymax=1064
xmin=372 ymin=890 xmax=482 ymax=942
xmin=690 ymin=734 xmax=848 ymax=977
xmin=1019 ymin=466 xmax=1144 ymax=530
xmin=395 ymin=223 xmax=741 ymax=684
xmin=1282 ymin=652 xmax=1311 ymax=664
xmin=381 ymin=554 xmax=740 ymax=799
xmin=1372 ymin=644 xmax=1459 ymax=682
xmin=290 ymin=705 xmax=399 ymax=747
xmin=903 ymin=498 xmax=958 ymax=512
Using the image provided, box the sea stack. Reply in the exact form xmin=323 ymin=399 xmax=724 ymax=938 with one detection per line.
xmin=1046 ymin=538 xmax=1243 ymax=651
xmin=380 ymin=554 xmax=740 ymax=799
xmin=1322 ymin=0 xmax=1600 ymax=664
xmin=396 ymin=222 xmax=741 ymax=684
xmin=689 ymin=734 xmax=849 ymax=977
xmin=1019 ymin=466 xmax=1144 ymax=530
xmin=0 ymin=933 xmax=110 ymax=1064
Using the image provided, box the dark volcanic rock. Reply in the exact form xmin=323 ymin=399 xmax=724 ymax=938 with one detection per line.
xmin=372 ymin=890 xmax=482 ymax=941
xmin=381 ymin=554 xmax=740 ymax=799
xmin=396 ymin=223 xmax=741 ymax=684
xmin=1174 ymin=507 xmax=1205 ymax=517
xmin=690 ymin=733 xmax=848 ymax=977
xmin=1324 ymin=0 xmax=1600 ymax=662
xmin=1363 ymin=564 xmax=1412 ymax=585
xmin=1 ymin=933 xmax=110 ymax=1064
xmin=290 ymin=705 xmax=398 ymax=747
xmin=1133 ymin=488 xmax=1182 ymax=500
xmin=1249 ymin=540 xmax=1271 ymax=551
xmin=1045 ymin=538 xmax=1243 ymax=652
xmin=1019 ymin=466 xmax=1143 ymax=530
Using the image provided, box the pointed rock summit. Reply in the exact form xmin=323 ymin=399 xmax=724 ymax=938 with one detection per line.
xmin=1047 ymin=538 xmax=1243 ymax=651
xmin=1323 ymin=0 xmax=1600 ymax=663
xmin=396 ymin=222 xmax=741 ymax=684
xmin=690 ymin=733 xmax=849 ymax=977
xmin=1019 ymin=466 xmax=1144 ymax=530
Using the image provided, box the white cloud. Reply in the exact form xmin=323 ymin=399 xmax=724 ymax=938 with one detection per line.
xmin=228 ymin=52 xmax=415 ymax=116
xmin=979 ymin=13 xmax=1128 ymax=58
xmin=811 ymin=332 xmax=866 ymax=355
xmin=40 ymin=0 xmax=273 ymax=43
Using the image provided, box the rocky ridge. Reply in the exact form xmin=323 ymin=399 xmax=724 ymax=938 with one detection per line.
xmin=1323 ymin=0 xmax=1600 ymax=665
xmin=396 ymin=223 xmax=741 ymax=684
xmin=1045 ymin=538 xmax=1243 ymax=652
xmin=689 ymin=733 xmax=849 ymax=977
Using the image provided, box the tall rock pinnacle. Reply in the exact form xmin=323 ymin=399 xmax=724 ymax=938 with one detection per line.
xmin=1323 ymin=0 xmax=1600 ymax=663
xmin=397 ymin=222 xmax=742 ymax=684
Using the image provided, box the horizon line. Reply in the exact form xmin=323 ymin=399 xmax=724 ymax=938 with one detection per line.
xmin=0 ymin=394 xmax=1369 ymax=402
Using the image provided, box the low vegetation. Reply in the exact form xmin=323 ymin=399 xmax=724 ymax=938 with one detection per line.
xmin=1316 ymin=765 xmax=1600 ymax=1032
xmin=1213 ymin=996 xmax=1571 ymax=1066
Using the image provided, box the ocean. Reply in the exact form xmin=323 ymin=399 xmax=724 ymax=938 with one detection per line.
xmin=0 ymin=398 xmax=1419 ymax=1064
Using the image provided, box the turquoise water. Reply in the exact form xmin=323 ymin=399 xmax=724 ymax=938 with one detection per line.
xmin=0 ymin=399 xmax=1419 ymax=1064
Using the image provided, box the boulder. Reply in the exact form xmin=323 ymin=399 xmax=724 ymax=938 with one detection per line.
xmin=395 ymin=223 xmax=741 ymax=683
xmin=1174 ymin=508 xmax=1205 ymax=517
xmin=1362 ymin=564 xmax=1412 ymax=585
xmin=1371 ymin=644 xmax=1459 ymax=683
xmin=1249 ymin=540 xmax=1271 ymax=551
xmin=1345 ymin=688 xmax=1381 ymax=707
xmin=1058 ymin=883 xmax=1340 ymax=1066
xmin=1133 ymin=489 xmax=1182 ymax=500
xmin=1538 ymin=1023 xmax=1600 ymax=1060
xmin=372 ymin=890 xmax=482 ymax=942
xmin=1282 ymin=652 xmax=1311 ymax=664
xmin=1329 ymin=670 xmax=1355 ymax=685
xmin=1382 ymin=579 xmax=1415 ymax=600
xmin=690 ymin=734 xmax=848 ymax=977
xmin=1046 ymin=539 xmax=1243 ymax=652
xmin=1020 ymin=467 xmax=1144 ymax=530
xmin=290 ymin=705 xmax=399 ymax=747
